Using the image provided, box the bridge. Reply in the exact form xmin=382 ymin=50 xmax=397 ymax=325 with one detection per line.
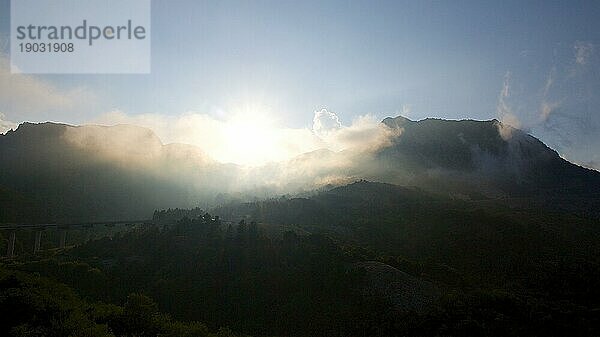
xmin=0 ymin=220 xmax=153 ymax=259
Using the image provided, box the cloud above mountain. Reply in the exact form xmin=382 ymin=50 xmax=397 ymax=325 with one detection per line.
xmin=0 ymin=112 xmax=16 ymax=134
xmin=91 ymin=108 xmax=397 ymax=166
xmin=496 ymin=42 xmax=600 ymax=169
xmin=0 ymin=53 xmax=96 ymax=123
xmin=496 ymin=72 xmax=521 ymax=140
xmin=313 ymin=108 xmax=342 ymax=134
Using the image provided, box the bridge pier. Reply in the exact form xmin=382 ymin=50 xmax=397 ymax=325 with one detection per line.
xmin=34 ymin=230 xmax=42 ymax=254
xmin=1 ymin=220 xmax=152 ymax=254
xmin=6 ymin=231 xmax=16 ymax=259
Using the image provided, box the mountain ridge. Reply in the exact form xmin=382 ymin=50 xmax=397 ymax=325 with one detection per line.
xmin=1 ymin=116 xmax=598 ymax=221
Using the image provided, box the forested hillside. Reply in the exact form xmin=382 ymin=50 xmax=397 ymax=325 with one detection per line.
xmin=3 ymin=197 xmax=599 ymax=336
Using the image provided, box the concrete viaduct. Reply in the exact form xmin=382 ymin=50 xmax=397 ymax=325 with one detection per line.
xmin=0 ymin=220 xmax=153 ymax=259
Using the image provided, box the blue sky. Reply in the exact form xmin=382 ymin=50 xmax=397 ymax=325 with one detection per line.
xmin=0 ymin=0 xmax=599 ymax=167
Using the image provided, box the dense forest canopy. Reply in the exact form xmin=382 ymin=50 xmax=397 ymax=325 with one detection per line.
xmin=2 ymin=185 xmax=599 ymax=336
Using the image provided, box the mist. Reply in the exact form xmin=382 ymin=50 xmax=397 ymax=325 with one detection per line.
xmin=57 ymin=109 xmax=403 ymax=205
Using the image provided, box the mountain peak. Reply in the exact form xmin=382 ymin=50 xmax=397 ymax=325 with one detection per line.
xmin=382 ymin=115 xmax=414 ymax=129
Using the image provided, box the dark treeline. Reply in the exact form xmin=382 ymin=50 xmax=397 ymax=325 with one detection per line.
xmin=0 ymin=267 xmax=243 ymax=337
xmin=216 ymin=181 xmax=600 ymax=299
xmin=5 ymin=207 xmax=599 ymax=336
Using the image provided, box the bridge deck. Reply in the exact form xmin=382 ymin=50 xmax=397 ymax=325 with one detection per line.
xmin=0 ymin=220 xmax=153 ymax=230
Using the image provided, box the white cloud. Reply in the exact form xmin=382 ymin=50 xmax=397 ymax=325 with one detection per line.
xmin=93 ymin=110 xmax=327 ymax=166
xmin=91 ymin=109 xmax=397 ymax=166
xmin=539 ymin=101 xmax=560 ymax=122
xmin=538 ymin=69 xmax=560 ymax=122
xmin=314 ymin=114 xmax=399 ymax=152
xmin=401 ymin=104 xmax=412 ymax=116
xmin=312 ymin=108 xmax=341 ymax=135
xmin=0 ymin=53 xmax=96 ymax=123
xmin=496 ymin=72 xmax=521 ymax=140
xmin=574 ymin=41 xmax=594 ymax=65
xmin=0 ymin=112 xmax=17 ymax=134
xmin=495 ymin=43 xmax=600 ymax=171
xmin=542 ymin=68 xmax=554 ymax=97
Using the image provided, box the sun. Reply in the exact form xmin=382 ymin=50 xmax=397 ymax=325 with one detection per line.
xmin=217 ymin=107 xmax=287 ymax=166
xmin=200 ymin=100 xmax=318 ymax=166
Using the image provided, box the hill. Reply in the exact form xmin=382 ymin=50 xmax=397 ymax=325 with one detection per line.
xmin=0 ymin=122 xmax=227 ymax=222
xmin=378 ymin=116 xmax=600 ymax=197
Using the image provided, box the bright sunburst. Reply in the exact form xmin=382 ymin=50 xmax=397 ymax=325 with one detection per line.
xmin=213 ymin=100 xmax=295 ymax=166
xmin=221 ymin=113 xmax=280 ymax=166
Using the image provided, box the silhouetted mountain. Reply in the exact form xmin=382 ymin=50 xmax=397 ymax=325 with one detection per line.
xmin=1 ymin=117 xmax=599 ymax=222
xmin=0 ymin=122 xmax=229 ymax=222
xmin=378 ymin=116 xmax=600 ymax=197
